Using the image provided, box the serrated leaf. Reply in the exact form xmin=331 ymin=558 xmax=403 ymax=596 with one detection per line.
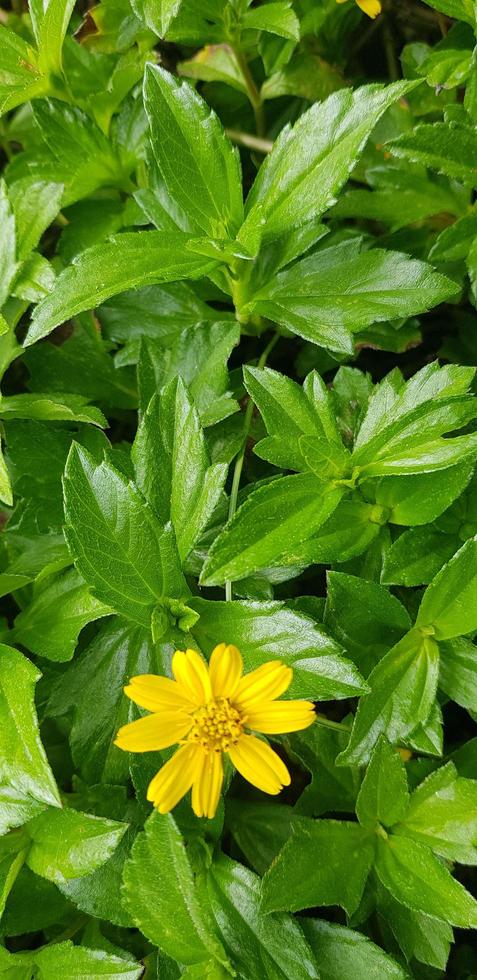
xmin=13 ymin=567 xmax=111 ymax=662
xmin=0 ymin=26 xmax=47 ymax=116
xmin=338 ymin=630 xmax=440 ymax=767
xmin=144 ymin=64 xmax=243 ymax=237
xmin=26 ymin=232 xmax=218 ymax=346
xmin=240 ymin=79 xmax=418 ymax=246
xmin=26 ymin=806 xmax=127 ymax=884
xmin=132 ymin=380 xmax=227 ymax=561
xmin=247 ymin=244 xmax=457 ymax=353
xmin=33 ymin=940 xmax=142 ymax=979
xmin=205 ymin=854 xmax=319 ymax=979
xmin=416 ymin=536 xmax=477 ymax=639
xmin=122 ymin=811 xmax=226 ymax=965
xmin=63 ymin=444 xmax=184 ymax=627
xmin=375 ymin=834 xmax=477 ymax=927
xmin=301 ymin=918 xmax=409 ymax=980
xmin=439 ymin=636 xmax=477 ymax=711
xmin=261 ymin=818 xmax=375 ymax=916
xmin=201 ymin=475 xmax=343 ymax=585
xmin=191 ymin=597 xmax=367 ymax=699
xmin=396 ymin=762 xmax=477 ymax=864
xmin=242 ymin=3 xmax=300 ymax=41
xmin=389 ymin=121 xmax=477 ymax=186
xmin=0 ymin=644 xmax=60 ymax=811
xmin=356 ymin=737 xmax=409 ymax=829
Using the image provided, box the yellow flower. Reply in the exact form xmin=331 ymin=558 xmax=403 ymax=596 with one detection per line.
xmin=115 ymin=643 xmax=315 ymax=819
xmin=336 ymin=0 xmax=382 ymax=18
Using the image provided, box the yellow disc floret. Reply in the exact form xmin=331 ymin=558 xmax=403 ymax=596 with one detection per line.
xmin=188 ymin=697 xmax=244 ymax=752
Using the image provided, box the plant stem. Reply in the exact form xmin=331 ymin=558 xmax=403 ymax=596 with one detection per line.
xmin=226 ymin=129 xmax=273 ymax=155
xmin=382 ymin=16 xmax=400 ymax=81
xmin=225 ymin=332 xmax=279 ymax=601
xmin=315 ymin=714 xmax=352 ymax=734
xmin=234 ymin=48 xmax=266 ymax=138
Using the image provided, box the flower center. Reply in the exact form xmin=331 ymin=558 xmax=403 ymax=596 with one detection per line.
xmin=187 ymin=698 xmax=243 ymax=753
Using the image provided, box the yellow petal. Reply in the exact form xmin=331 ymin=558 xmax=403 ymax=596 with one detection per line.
xmin=235 ymin=661 xmax=292 ymax=710
xmin=114 ymin=711 xmax=192 ymax=752
xmin=209 ymin=643 xmax=243 ymax=699
xmin=147 ymin=743 xmax=200 ymax=812
xmin=124 ymin=674 xmax=195 ymax=712
xmin=191 ymin=750 xmax=224 ymax=819
xmin=356 ymin=0 xmax=381 ymax=17
xmin=172 ymin=648 xmax=212 ymax=704
xmin=247 ymin=700 xmax=315 ymax=734
xmin=228 ymin=734 xmax=291 ymax=795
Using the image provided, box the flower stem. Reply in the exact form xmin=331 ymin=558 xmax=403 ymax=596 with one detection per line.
xmin=225 ymin=332 xmax=279 ymax=602
xmin=315 ymin=714 xmax=352 ymax=734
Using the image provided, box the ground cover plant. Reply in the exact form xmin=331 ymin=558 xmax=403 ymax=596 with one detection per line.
xmin=2 ymin=0 xmax=477 ymax=976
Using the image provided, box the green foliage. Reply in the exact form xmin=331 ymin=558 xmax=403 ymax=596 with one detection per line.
xmin=0 ymin=0 xmax=477 ymax=975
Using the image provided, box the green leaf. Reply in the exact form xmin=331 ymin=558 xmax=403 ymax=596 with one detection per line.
xmin=247 ymin=244 xmax=457 ymax=353
xmin=356 ymin=737 xmax=409 ymax=829
xmin=25 ymin=232 xmax=219 ymax=346
xmin=430 ymin=208 xmax=477 ymax=262
xmin=0 ymin=180 xmax=18 ymax=308
xmin=138 ymin=320 xmax=239 ymax=425
xmin=132 ymin=380 xmax=227 ymax=561
xmin=376 ymin=883 xmax=453 ymax=971
xmin=179 ymin=45 xmax=248 ymax=96
xmin=144 ymin=64 xmax=243 ymax=237
xmin=201 ymin=475 xmax=343 ymax=585
xmin=240 ymin=79 xmax=418 ymax=246
xmin=375 ymin=834 xmax=477 ymax=928
xmin=324 ymin=572 xmax=411 ymax=675
xmin=13 ymin=567 xmax=111 ymax=662
xmin=396 ymin=762 xmax=477 ymax=865
xmin=244 ymin=365 xmax=342 ymax=472
xmin=300 ymin=919 xmax=409 ymax=980
xmin=381 ymin=526 xmax=457 ymax=587
xmin=419 ymin=0 xmax=476 ymax=29
xmin=242 ymin=3 xmax=300 ymax=41
xmin=26 ymin=806 xmax=127 ymax=883
xmin=190 ymin=597 xmax=368 ymax=699
xmin=225 ymin=801 xmax=297 ymax=876
xmin=261 ymin=818 xmax=375 ymax=916
xmin=388 ymin=121 xmax=477 ymax=187
xmin=122 ymin=811 xmax=226 ymax=965
xmin=47 ymin=619 xmax=164 ymax=784
xmin=291 ymin=723 xmax=359 ymax=818
xmin=0 ymin=26 xmax=47 ymax=116
xmin=131 ymin=0 xmax=182 ymax=36
xmin=63 ymin=444 xmax=184 ymax=627
xmin=439 ymin=636 xmax=477 ymax=711
xmin=33 ymin=940 xmax=142 ymax=979
xmin=295 ymin=499 xmax=381 ymax=566
xmin=0 ymin=438 xmax=12 ymax=508
xmin=0 ymin=644 xmax=60 ymax=812
xmin=35 ymin=0 xmax=76 ymax=75
xmin=0 ymin=834 xmax=28 ymax=919
xmin=338 ymin=631 xmax=440 ymax=767
xmin=333 ymin=169 xmax=465 ymax=233
xmin=353 ymin=362 xmax=475 ymax=453
xmin=262 ymin=52 xmax=345 ymax=103
xmin=204 ymin=854 xmax=319 ymax=979
xmin=0 ymin=392 xmax=106 ymax=427
xmin=375 ymin=462 xmax=474 ymax=526
xmin=416 ymin=536 xmax=477 ymax=639
xmin=417 ymin=23 xmax=474 ymax=89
